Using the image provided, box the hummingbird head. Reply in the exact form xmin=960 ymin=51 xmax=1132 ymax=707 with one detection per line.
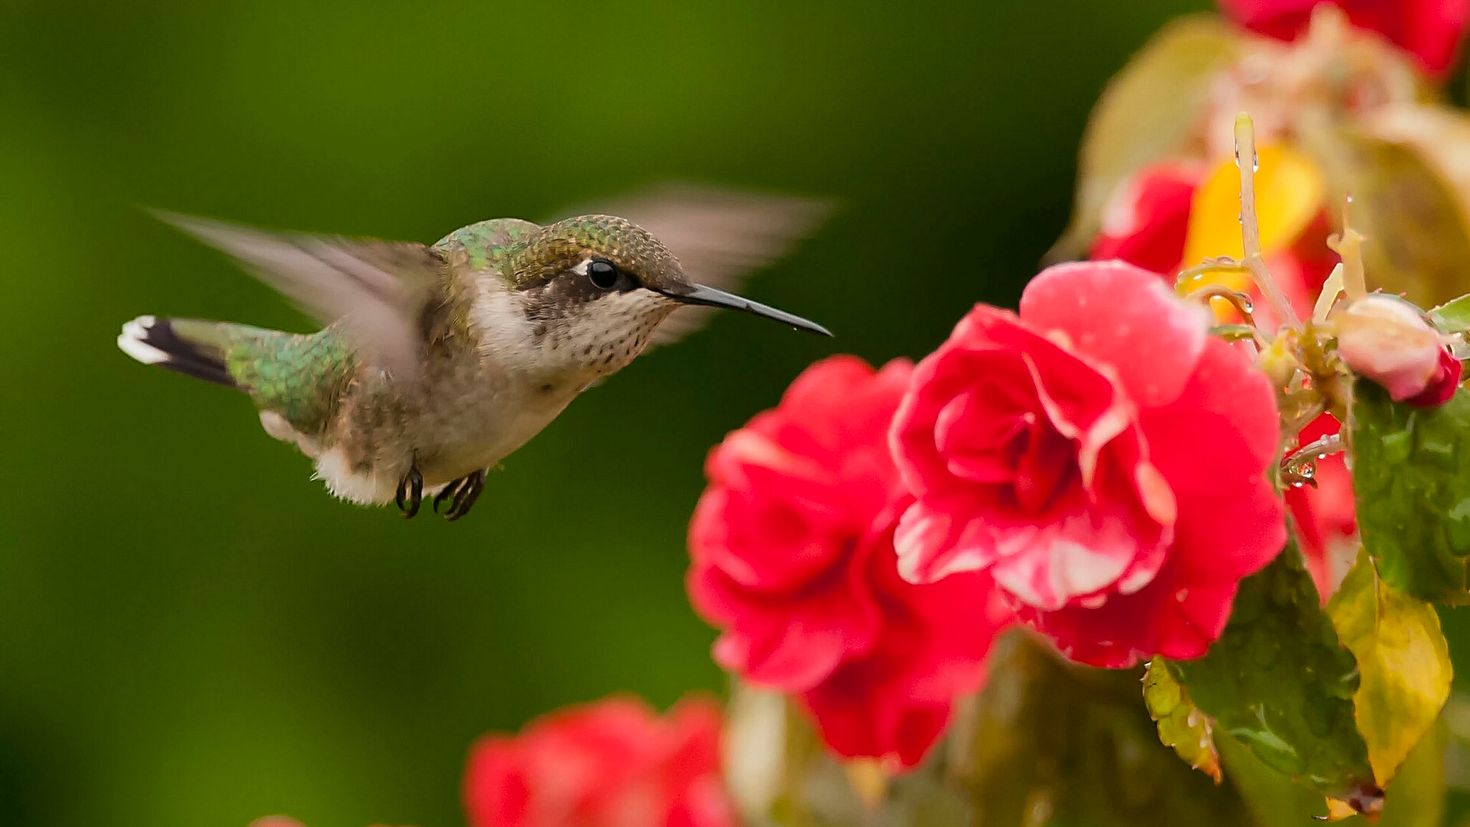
xmin=504 ymin=214 xmax=829 ymax=376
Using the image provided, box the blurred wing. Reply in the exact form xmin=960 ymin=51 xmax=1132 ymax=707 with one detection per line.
xmin=564 ymin=184 xmax=834 ymax=346
xmin=155 ymin=211 xmax=448 ymax=380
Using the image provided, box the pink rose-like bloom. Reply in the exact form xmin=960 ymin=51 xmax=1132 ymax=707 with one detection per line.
xmin=1219 ymin=0 xmax=1470 ymax=76
xmin=892 ymin=262 xmax=1286 ymax=668
xmin=463 ymin=696 xmax=734 ymax=827
xmin=1337 ymin=294 xmax=1462 ymax=407
xmin=688 ymin=356 xmax=1011 ymax=767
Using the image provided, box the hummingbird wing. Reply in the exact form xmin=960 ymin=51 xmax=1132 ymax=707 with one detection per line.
xmin=562 ymin=184 xmax=833 ymax=347
xmin=153 ymin=211 xmax=450 ymax=381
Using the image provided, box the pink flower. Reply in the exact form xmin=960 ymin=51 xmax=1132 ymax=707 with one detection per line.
xmin=463 ymin=696 xmax=734 ymax=827
xmin=688 ymin=356 xmax=1011 ymax=767
xmin=891 ymin=261 xmax=1286 ymax=668
xmin=1219 ymin=0 xmax=1470 ymax=76
xmin=1337 ymin=294 xmax=1462 ymax=407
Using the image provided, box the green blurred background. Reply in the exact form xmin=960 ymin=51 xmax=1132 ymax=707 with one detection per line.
xmin=10 ymin=1 xmax=1439 ymax=825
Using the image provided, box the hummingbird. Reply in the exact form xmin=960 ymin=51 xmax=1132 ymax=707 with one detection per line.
xmin=117 ymin=189 xmax=831 ymax=520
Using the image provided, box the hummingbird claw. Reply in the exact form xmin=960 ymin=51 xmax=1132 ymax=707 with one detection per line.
xmin=432 ymin=476 xmax=466 ymax=515
xmin=396 ymin=464 xmax=424 ymax=518
xmin=438 ymin=469 xmax=486 ymax=521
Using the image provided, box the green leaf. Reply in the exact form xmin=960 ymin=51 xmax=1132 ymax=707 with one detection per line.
xmin=1169 ymin=545 xmax=1378 ymax=804
xmin=1327 ymin=551 xmax=1452 ymax=786
xmin=1430 ymin=293 xmax=1470 ymax=333
xmin=1143 ymin=658 xmax=1222 ymax=782
xmin=1378 ymin=719 xmax=1448 ymax=827
xmin=1047 ymin=16 xmax=1239 ymax=262
xmin=951 ymin=631 xmax=1250 ymax=827
xmin=1215 ymin=721 xmax=1446 ymax=827
xmin=1352 ymin=380 xmax=1470 ymax=604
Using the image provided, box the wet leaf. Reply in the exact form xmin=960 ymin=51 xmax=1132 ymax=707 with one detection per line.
xmin=1429 ymin=293 xmax=1470 ymax=333
xmin=1142 ymin=658 xmax=1222 ymax=782
xmin=1308 ymin=125 xmax=1470 ymax=306
xmin=1169 ymin=545 xmax=1378 ymax=802
xmin=1352 ymin=380 xmax=1470 ymax=603
xmin=1327 ymin=551 xmax=1452 ymax=786
xmin=951 ymin=631 xmax=1248 ymax=827
xmin=1049 ymin=17 xmax=1238 ymax=261
xmin=1215 ymin=719 xmax=1445 ymax=827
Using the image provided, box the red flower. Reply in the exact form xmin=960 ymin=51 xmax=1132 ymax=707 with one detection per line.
xmin=688 ymin=356 xmax=1011 ymax=767
xmin=800 ymin=527 xmax=1011 ymax=767
xmin=1287 ymin=413 xmax=1357 ymax=596
xmin=1219 ymin=0 xmax=1470 ymax=76
xmin=891 ymin=262 xmax=1286 ymax=668
xmin=463 ymin=696 xmax=734 ymax=827
xmin=1410 ymin=348 xmax=1465 ymax=407
xmin=1091 ymin=163 xmax=1198 ymax=276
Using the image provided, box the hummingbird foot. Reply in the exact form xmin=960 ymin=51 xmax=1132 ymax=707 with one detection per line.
xmin=434 ymin=469 xmax=486 ymax=521
xmin=396 ymin=464 xmax=424 ymax=518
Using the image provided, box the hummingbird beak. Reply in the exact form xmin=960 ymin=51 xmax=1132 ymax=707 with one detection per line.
xmin=657 ymin=283 xmax=833 ymax=336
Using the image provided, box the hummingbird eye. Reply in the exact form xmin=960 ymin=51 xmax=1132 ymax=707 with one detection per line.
xmin=586 ymin=259 xmax=620 ymax=290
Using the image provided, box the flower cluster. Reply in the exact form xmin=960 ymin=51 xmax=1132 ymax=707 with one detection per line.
xmin=685 ymin=0 xmax=1470 ymax=776
xmin=688 ymin=262 xmax=1287 ymax=768
xmin=1079 ymin=0 xmax=1470 ymax=591
xmin=245 ymin=3 xmax=1470 ymax=824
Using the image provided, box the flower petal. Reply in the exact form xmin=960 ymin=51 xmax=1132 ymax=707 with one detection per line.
xmin=1019 ymin=260 xmax=1211 ymax=407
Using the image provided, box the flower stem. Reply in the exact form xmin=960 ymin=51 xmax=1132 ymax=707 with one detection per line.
xmin=1235 ymin=114 xmax=1302 ymax=330
xmin=1280 ymin=432 xmax=1344 ymax=487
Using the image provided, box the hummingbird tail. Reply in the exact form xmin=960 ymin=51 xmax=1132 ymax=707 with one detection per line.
xmin=117 ymin=315 xmax=237 ymax=388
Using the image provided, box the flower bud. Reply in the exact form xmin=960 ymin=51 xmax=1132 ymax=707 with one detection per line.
xmin=1337 ymin=295 xmax=1459 ymax=406
xmin=1260 ymin=336 xmax=1301 ymax=388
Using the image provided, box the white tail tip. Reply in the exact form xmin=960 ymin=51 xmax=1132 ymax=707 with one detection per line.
xmin=117 ymin=315 xmax=169 ymax=365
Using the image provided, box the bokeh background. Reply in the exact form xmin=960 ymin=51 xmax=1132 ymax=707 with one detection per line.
xmin=10 ymin=1 xmax=1463 ymax=825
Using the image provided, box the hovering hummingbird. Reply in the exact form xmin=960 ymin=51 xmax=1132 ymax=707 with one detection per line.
xmin=117 ymin=189 xmax=831 ymax=520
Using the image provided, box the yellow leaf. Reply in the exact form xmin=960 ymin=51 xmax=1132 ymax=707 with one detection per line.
xmin=1181 ymin=143 xmax=1326 ymax=268
xmin=1306 ymin=125 xmax=1470 ymax=306
xmin=1048 ymin=16 xmax=1239 ymax=262
xmin=1321 ymin=796 xmax=1364 ymax=821
xmin=1326 ymin=552 xmax=1452 ymax=786
xmin=1142 ymin=658 xmax=1222 ymax=783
